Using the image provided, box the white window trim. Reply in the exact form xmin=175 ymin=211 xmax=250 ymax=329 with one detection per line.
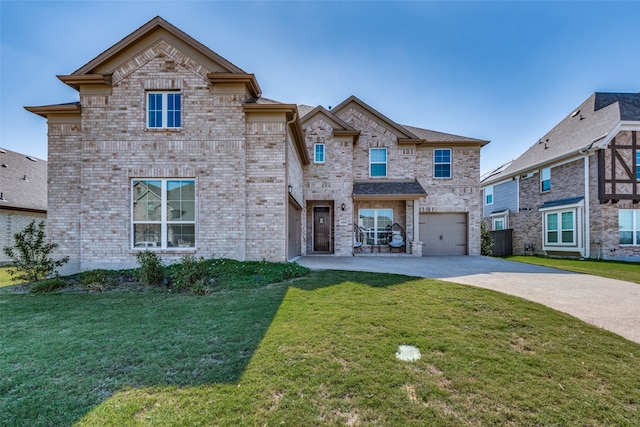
xmin=131 ymin=178 xmax=196 ymax=250
xmin=314 ymin=143 xmax=325 ymax=164
xmin=489 ymin=210 xmax=509 ymax=230
xmin=369 ymin=148 xmax=387 ymax=178
xmin=434 ymin=148 xmax=452 ymax=179
xmin=492 ymin=217 xmax=505 ymax=231
xmin=540 ymin=201 xmax=583 ymax=252
xmin=358 ymin=208 xmax=393 ymax=245
xmin=147 ymin=91 xmax=182 ymax=129
xmin=619 ymin=209 xmax=640 ymax=246
xmin=485 ymin=185 xmax=494 ymax=205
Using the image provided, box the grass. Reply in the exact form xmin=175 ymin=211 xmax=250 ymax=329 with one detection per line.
xmin=508 ymin=255 xmax=640 ymax=284
xmin=0 ymin=266 xmax=21 ymax=288
xmin=1 ymin=269 xmax=639 ymax=426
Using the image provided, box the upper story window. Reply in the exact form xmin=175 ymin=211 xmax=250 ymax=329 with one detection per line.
xmin=434 ymin=149 xmax=451 ymax=178
xmin=619 ymin=209 xmax=640 ymax=245
xmin=370 ymin=148 xmax=387 ymax=177
xmin=147 ymin=92 xmax=181 ymax=129
xmin=132 ymin=179 xmax=195 ymax=249
xmin=485 ymin=185 xmax=494 ymax=205
xmin=636 ymin=150 xmax=640 ymax=180
xmin=541 ymin=167 xmax=551 ymax=192
xmin=314 ymin=143 xmax=325 ymax=163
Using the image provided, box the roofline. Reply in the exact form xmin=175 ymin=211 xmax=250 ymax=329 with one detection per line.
xmin=0 ymin=206 xmax=47 ymax=214
xmin=331 ymin=95 xmax=421 ymax=140
xmin=57 ymin=74 xmax=112 ymax=90
xmin=207 ymin=73 xmax=261 ymax=98
xmin=353 ymin=193 xmax=426 ymax=201
xmin=24 ymin=103 xmax=81 ymax=118
xmin=72 ymin=16 xmax=245 ymax=76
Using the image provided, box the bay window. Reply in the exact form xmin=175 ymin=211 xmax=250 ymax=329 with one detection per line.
xmin=544 ymin=210 xmax=575 ymax=245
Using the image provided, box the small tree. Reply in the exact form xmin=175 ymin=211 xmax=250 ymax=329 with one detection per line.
xmin=3 ymin=220 xmax=69 ymax=282
xmin=480 ymin=221 xmax=493 ymax=256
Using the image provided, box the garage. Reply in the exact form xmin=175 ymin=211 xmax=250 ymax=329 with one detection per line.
xmin=419 ymin=213 xmax=467 ymax=256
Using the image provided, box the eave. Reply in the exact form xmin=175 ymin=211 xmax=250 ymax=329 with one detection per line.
xmin=24 ymin=103 xmax=81 ymax=118
xmin=207 ymin=73 xmax=261 ymax=99
xmin=57 ymin=74 xmax=112 ymax=90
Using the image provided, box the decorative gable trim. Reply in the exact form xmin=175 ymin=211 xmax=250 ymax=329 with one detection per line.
xmin=207 ymin=73 xmax=261 ymax=99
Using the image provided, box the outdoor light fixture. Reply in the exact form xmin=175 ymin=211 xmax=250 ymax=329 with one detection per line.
xmin=341 ymin=203 xmax=346 ymax=211
xmin=288 ymin=185 xmax=293 ymax=194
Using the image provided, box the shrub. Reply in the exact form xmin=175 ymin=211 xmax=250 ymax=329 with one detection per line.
xmin=169 ymin=255 xmax=216 ymax=293
xmin=135 ymin=251 xmax=165 ymax=286
xmin=3 ymin=220 xmax=69 ymax=282
xmin=30 ymin=278 xmax=66 ymax=293
xmin=481 ymin=221 xmax=493 ymax=256
xmin=79 ymin=270 xmax=111 ymax=293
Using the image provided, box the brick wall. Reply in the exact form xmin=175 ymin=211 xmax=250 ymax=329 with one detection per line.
xmin=0 ymin=210 xmax=47 ymax=265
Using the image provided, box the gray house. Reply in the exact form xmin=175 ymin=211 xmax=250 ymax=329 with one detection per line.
xmin=0 ymin=148 xmax=47 ymax=264
xmin=481 ymin=92 xmax=640 ymax=261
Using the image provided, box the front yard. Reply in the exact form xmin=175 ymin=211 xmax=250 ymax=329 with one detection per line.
xmin=508 ymin=256 xmax=640 ymax=284
xmin=2 ymin=268 xmax=639 ymax=426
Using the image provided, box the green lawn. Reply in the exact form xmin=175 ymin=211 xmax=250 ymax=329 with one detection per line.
xmin=508 ymin=256 xmax=640 ymax=284
xmin=2 ymin=270 xmax=639 ymax=426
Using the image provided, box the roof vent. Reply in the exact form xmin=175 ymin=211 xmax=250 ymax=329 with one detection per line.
xmin=26 ymin=156 xmax=37 ymax=162
xmin=0 ymin=192 xmax=5 ymax=201
xmin=23 ymin=175 xmax=28 ymax=181
xmin=0 ymin=149 xmax=6 ymax=154
xmin=571 ymin=109 xmax=580 ymax=118
xmin=1 ymin=164 xmax=7 ymax=168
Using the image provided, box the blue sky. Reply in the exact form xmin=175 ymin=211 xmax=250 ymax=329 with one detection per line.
xmin=1 ymin=0 xmax=639 ymax=174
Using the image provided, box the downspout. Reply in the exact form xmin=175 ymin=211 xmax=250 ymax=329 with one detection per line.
xmin=583 ymin=154 xmax=591 ymax=259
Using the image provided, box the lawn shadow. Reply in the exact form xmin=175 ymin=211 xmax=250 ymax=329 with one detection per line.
xmin=1 ymin=269 xmax=419 ymax=426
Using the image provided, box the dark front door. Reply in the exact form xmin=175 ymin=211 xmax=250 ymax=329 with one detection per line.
xmin=313 ymin=206 xmax=331 ymax=252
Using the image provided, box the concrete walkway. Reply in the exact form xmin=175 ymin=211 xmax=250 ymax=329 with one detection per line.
xmin=296 ymin=256 xmax=640 ymax=344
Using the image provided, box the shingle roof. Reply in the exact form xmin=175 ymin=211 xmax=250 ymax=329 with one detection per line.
xmin=353 ymin=180 xmax=427 ymax=200
xmin=401 ymin=124 xmax=489 ymax=145
xmin=482 ymin=92 xmax=640 ymax=186
xmin=540 ymin=196 xmax=584 ymax=209
xmin=0 ymin=148 xmax=47 ymax=212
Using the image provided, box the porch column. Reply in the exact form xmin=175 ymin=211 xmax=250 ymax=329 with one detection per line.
xmin=411 ymin=200 xmax=422 ymax=256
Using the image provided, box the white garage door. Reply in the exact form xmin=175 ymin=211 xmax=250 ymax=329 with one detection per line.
xmin=419 ymin=213 xmax=467 ymax=256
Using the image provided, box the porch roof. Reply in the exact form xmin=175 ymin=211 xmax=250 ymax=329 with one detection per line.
xmin=353 ymin=180 xmax=427 ymax=201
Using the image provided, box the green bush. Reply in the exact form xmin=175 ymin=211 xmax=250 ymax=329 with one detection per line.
xmin=30 ymin=278 xmax=66 ymax=293
xmin=169 ymin=255 xmax=216 ymax=293
xmin=135 ymin=251 xmax=165 ymax=286
xmin=79 ymin=270 xmax=112 ymax=292
xmin=3 ymin=220 xmax=69 ymax=282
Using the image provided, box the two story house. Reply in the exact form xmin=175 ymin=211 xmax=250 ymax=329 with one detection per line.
xmin=26 ymin=16 xmax=488 ymax=274
xmin=481 ymin=92 xmax=640 ymax=261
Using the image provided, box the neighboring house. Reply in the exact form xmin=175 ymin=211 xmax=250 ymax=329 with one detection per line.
xmin=481 ymin=92 xmax=640 ymax=261
xmin=0 ymin=148 xmax=47 ymax=264
xmin=25 ymin=16 xmax=488 ymax=274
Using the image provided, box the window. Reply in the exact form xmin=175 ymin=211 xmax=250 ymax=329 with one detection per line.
xmin=545 ymin=210 xmax=575 ymax=245
xmin=358 ymin=208 xmax=393 ymax=245
xmin=132 ymin=179 xmax=195 ymax=249
xmin=619 ymin=209 xmax=640 ymax=245
xmin=314 ymin=143 xmax=325 ymax=163
xmin=434 ymin=149 xmax=451 ymax=178
xmin=370 ymin=148 xmax=387 ymax=177
xmin=636 ymin=150 xmax=640 ymax=180
xmin=485 ymin=186 xmax=493 ymax=205
xmin=493 ymin=217 xmax=504 ymax=231
xmin=147 ymin=92 xmax=181 ymax=128
xmin=541 ymin=167 xmax=551 ymax=192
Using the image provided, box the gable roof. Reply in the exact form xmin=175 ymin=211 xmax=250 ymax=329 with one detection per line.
xmin=401 ymin=124 xmax=489 ymax=146
xmin=0 ymin=148 xmax=47 ymax=212
xmin=482 ymin=92 xmax=640 ymax=185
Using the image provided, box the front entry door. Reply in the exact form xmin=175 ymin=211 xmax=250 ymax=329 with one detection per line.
xmin=313 ymin=207 xmax=331 ymax=252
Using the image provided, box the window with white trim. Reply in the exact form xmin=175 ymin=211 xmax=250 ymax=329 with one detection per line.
xmin=132 ymin=179 xmax=195 ymax=249
xmin=314 ymin=143 xmax=325 ymax=163
xmin=619 ymin=209 xmax=640 ymax=245
xmin=485 ymin=185 xmax=493 ymax=205
xmin=541 ymin=167 xmax=551 ymax=192
xmin=147 ymin=92 xmax=181 ymax=128
xmin=358 ymin=208 xmax=393 ymax=245
xmin=369 ymin=148 xmax=387 ymax=177
xmin=493 ymin=217 xmax=505 ymax=231
xmin=545 ymin=210 xmax=575 ymax=245
xmin=434 ymin=149 xmax=451 ymax=178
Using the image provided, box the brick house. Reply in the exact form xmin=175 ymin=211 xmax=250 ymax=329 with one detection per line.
xmin=0 ymin=148 xmax=47 ymax=264
xmin=481 ymin=92 xmax=640 ymax=261
xmin=26 ymin=17 xmax=488 ymax=274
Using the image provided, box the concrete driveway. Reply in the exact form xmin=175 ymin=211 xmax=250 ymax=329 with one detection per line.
xmin=296 ymin=256 xmax=640 ymax=344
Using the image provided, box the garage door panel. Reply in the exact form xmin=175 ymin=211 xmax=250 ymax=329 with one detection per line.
xmin=419 ymin=213 xmax=467 ymax=256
